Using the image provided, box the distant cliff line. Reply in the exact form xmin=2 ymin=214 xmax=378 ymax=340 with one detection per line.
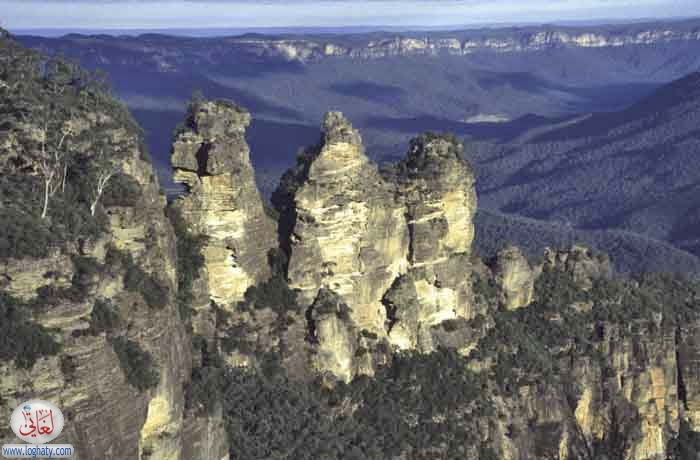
xmin=238 ymin=29 xmax=700 ymax=62
xmin=19 ymin=18 xmax=700 ymax=63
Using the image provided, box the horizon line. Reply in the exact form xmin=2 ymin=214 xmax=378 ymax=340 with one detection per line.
xmin=9 ymin=15 xmax=699 ymax=34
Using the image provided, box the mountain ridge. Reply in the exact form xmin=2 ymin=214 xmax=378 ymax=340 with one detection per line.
xmin=18 ymin=17 xmax=700 ymax=63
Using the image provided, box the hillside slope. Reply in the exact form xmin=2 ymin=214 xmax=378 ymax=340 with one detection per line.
xmin=474 ymin=208 xmax=700 ymax=275
xmin=475 ymin=72 xmax=700 ymax=257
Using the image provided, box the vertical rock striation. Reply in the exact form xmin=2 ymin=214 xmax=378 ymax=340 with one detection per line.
xmin=275 ymin=112 xmax=410 ymax=334
xmin=274 ymin=114 xmax=479 ymax=377
xmin=494 ymin=244 xmax=536 ymax=310
xmin=171 ymin=100 xmax=277 ymax=308
xmin=385 ymin=133 xmax=478 ymax=351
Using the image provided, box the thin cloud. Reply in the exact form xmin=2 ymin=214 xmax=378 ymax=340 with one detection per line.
xmin=5 ymin=0 xmax=700 ymax=29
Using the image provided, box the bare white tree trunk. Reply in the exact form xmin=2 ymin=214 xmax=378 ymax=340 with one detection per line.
xmin=90 ymin=170 xmax=115 ymax=216
xmin=41 ymin=177 xmax=51 ymax=219
xmin=37 ymin=123 xmax=71 ymax=219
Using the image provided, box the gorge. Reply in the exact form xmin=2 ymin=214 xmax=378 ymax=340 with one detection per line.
xmin=1 ymin=29 xmax=700 ymax=460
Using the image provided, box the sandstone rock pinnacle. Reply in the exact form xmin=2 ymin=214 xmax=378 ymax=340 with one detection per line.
xmin=275 ymin=116 xmax=480 ymax=376
xmin=171 ymin=99 xmax=277 ymax=308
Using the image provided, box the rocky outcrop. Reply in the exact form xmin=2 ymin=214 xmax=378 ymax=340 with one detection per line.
xmin=0 ymin=110 xmax=198 ymax=459
xmin=543 ymin=245 xmax=613 ymax=289
xmin=385 ymin=133 xmax=478 ymax=351
xmin=274 ymin=114 xmax=478 ymax=376
xmin=58 ymin=22 xmax=700 ymax=67
xmin=494 ymin=245 xmax=536 ymax=310
xmin=275 ymin=112 xmax=410 ymax=334
xmin=308 ymin=289 xmax=358 ymax=383
xmin=222 ymin=24 xmax=700 ymax=63
xmin=171 ymin=100 xmax=277 ymax=308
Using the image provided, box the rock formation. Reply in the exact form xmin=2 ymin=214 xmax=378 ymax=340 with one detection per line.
xmin=384 ymin=133 xmax=478 ymax=350
xmin=543 ymin=245 xmax=613 ymax=289
xmin=275 ymin=112 xmax=410 ymax=334
xmin=307 ymin=289 xmax=358 ymax=383
xmin=0 ymin=106 xmax=219 ymax=459
xmin=494 ymin=244 xmax=536 ymax=310
xmin=171 ymin=100 xmax=277 ymax=309
xmin=274 ymin=115 xmax=479 ymax=376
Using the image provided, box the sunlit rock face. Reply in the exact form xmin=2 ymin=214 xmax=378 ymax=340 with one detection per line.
xmin=0 ymin=112 xmax=197 ymax=459
xmin=383 ymin=133 xmax=478 ymax=351
xmin=494 ymin=245 xmax=536 ymax=310
xmin=275 ymin=114 xmax=478 ymax=375
xmin=308 ymin=289 xmax=358 ymax=383
xmin=276 ymin=112 xmax=410 ymax=334
xmin=679 ymin=320 xmax=700 ymax=431
xmin=171 ymin=100 xmax=277 ymax=308
xmin=230 ymin=27 xmax=700 ymax=62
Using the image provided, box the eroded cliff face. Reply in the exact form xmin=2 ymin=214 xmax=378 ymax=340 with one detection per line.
xmin=171 ymin=100 xmax=277 ymax=309
xmin=461 ymin=256 xmax=700 ymax=460
xmin=0 ymin=112 xmax=197 ymax=460
xmin=385 ymin=133 xmax=478 ymax=351
xmin=273 ymin=114 xmax=478 ymax=380
xmin=276 ymin=112 xmax=409 ymax=337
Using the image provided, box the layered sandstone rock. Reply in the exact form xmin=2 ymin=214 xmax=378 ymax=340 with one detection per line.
xmin=0 ymin=112 xmax=203 ymax=460
xmin=171 ymin=100 xmax=277 ymax=308
xmin=543 ymin=245 xmax=613 ymax=290
xmin=275 ymin=115 xmax=478 ymax=375
xmin=275 ymin=112 xmax=409 ymax=334
xmin=383 ymin=133 xmax=478 ymax=350
xmin=494 ymin=244 xmax=536 ymax=310
xmin=308 ymin=289 xmax=358 ymax=383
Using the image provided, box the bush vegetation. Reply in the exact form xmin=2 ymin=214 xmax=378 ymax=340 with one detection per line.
xmin=110 ymin=336 xmax=160 ymax=391
xmin=0 ymin=292 xmax=62 ymax=368
xmin=87 ymin=298 xmax=121 ymax=335
xmin=0 ymin=32 xmax=147 ymax=262
xmin=113 ymin=247 xmax=169 ymax=310
xmin=219 ymin=349 xmax=490 ymax=459
xmin=165 ymin=206 xmax=206 ymax=326
xmin=59 ymin=354 xmax=78 ymax=384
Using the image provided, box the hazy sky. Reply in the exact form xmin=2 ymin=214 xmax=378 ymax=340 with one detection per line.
xmin=4 ymin=0 xmax=700 ymax=30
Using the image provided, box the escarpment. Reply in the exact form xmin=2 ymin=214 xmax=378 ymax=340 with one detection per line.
xmin=3 ymin=29 xmax=700 ymax=458
xmin=171 ymin=100 xmax=277 ymax=309
xmin=0 ymin=97 xmax=191 ymax=459
xmin=0 ymin=33 xmax=229 ymax=460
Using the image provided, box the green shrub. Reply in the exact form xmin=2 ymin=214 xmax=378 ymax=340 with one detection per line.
xmin=243 ymin=275 xmax=299 ymax=314
xmin=60 ymin=354 xmax=78 ymax=384
xmin=101 ymin=173 xmax=142 ymax=207
xmin=140 ymin=276 xmax=169 ymax=310
xmin=0 ymin=292 xmax=62 ymax=368
xmin=123 ymin=261 xmax=169 ymax=310
xmin=166 ymin=206 xmax=206 ymax=326
xmin=472 ymin=272 xmax=500 ymax=306
xmin=110 ymin=336 xmax=160 ymax=391
xmin=0 ymin=208 xmax=58 ymax=260
xmin=88 ymin=298 xmax=121 ymax=335
xmin=185 ymin=364 xmax=226 ymax=415
xmin=71 ymin=256 xmax=102 ymax=290
xmin=105 ymin=244 xmax=133 ymax=271
xmin=221 ymin=348 xmax=490 ymax=459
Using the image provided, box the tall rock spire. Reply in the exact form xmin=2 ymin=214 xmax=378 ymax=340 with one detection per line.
xmin=275 ymin=115 xmax=481 ymax=378
xmin=277 ymin=112 xmax=409 ymax=334
xmin=171 ymin=99 xmax=277 ymax=308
